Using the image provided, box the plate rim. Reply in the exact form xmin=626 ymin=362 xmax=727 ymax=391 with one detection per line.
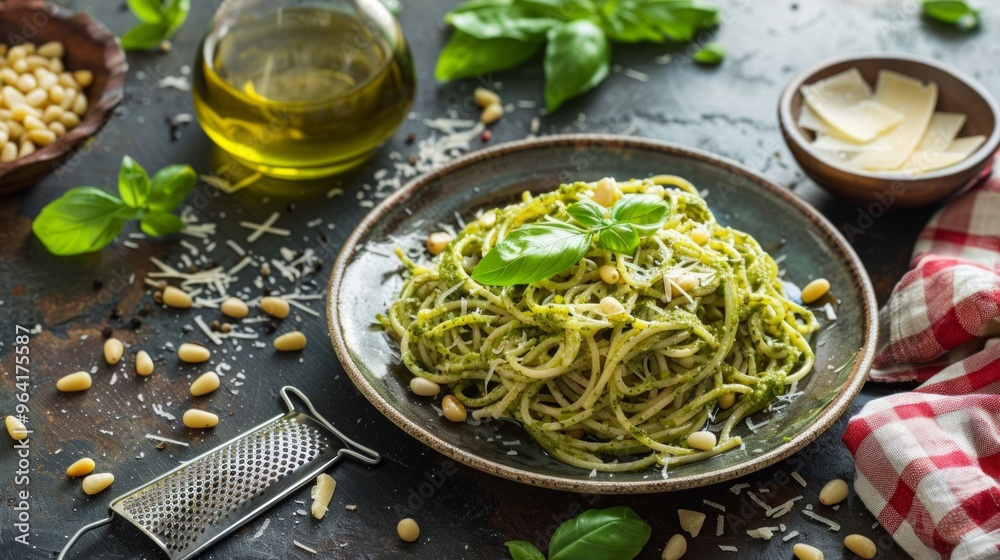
xmin=326 ymin=134 xmax=878 ymax=494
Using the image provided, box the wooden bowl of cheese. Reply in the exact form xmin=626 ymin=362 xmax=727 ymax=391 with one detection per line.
xmin=779 ymin=53 xmax=999 ymax=208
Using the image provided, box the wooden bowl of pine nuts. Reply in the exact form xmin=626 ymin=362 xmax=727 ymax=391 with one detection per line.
xmin=0 ymin=0 xmax=126 ymax=194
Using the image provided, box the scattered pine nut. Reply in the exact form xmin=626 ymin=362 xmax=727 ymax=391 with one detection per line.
xmin=792 ymin=543 xmax=824 ymax=560
xmin=690 ymin=227 xmax=710 ymax=245
xmin=687 ymin=430 xmax=717 ymax=451
xmin=66 ymin=458 xmax=96 ymax=477
xmin=678 ymin=509 xmax=706 ymax=538
xmin=178 ymin=342 xmax=211 ymax=363
xmin=474 ymin=87 xmax=501 ymax=108
xmin=56 ymin=371 xmax=92 ymax=392
xmin=591 ymin=177 xmax=621 ymax=207
xmin=190 ymin=371 xmax=221 ymax=396
xmin=103 ymin=337 xmax=124 ymax=365
xmin=843 ymin=534 xmax=876 ymax=559
xmin=183 ymin=409 xmax=219 ymax=429
xmin=220 ymin=296 xmax=249 ymax=319
xmin=819 ymin=478 xmax=849 ymax=505
xmin=801 ymin=278 xmax=831 ymax=304
xmin=662 ymin=534 xmax=687 ymax=560
xmin=599 ymin=296 xmax=625 ymax=315
xmin=136 ymin=350 xmax=154 ymax=376
xmin=441 ymin=395 xmax=467 ymax=422
xmin=599 ymin=265 xmax=620 ymax=284
xmin=82 ymin=473 xmax=114 ymax=495
xmin=260 ymin=296 xmax=290 ymax=319
xmin=274 ymin=331 xmax=307 ymax=351
xmin=409 ymin=377 xmax=441 ymax=397
xmin=162 ymin=285 xmax=193 ymax=308
xmin=5 ymin=415 xmax=28 ymax=440
xmin=480 ymin=103 xmax=503 ymax=125
xmin=718 ymin=392 xmax=736 ymax=409
xmin=479 ymin=211 xmax=497 ymax=229
xmin=397 ymin=518 xmax=420 ymax=542
xmin=426 ymin=232 xmax=452 ymax=256
xmin=310 ymin=473 xmax=337 ymax=519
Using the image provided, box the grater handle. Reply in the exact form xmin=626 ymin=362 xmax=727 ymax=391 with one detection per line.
xmin=280 ymin=386 xmax=381 ymax=465
xmin=57 ymin=516 xmax=112 ymax=560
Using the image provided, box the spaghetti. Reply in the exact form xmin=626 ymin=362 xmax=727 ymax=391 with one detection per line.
xmin=379 ymin=176 xmax=817 ymax=473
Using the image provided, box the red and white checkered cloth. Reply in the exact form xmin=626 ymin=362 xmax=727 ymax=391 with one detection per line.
xmin=843 ymin=178 xmax=1000 ymax=560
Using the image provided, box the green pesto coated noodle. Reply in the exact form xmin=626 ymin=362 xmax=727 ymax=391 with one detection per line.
xmin=379 ymin=176 xmax=818 ymax=473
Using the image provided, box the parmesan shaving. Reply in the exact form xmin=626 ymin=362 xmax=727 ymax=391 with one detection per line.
xmin=802 ymin=509 xmax=841 ymax=531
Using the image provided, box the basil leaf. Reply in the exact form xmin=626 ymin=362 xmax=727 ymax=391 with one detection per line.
xmin=127 ymin=0 xmax=165 ymax=23
xmin=610 ymin=194 xmax=668 ymax=235
xmin=921 ymin=0 xmax=978 ymax=28
xmin=32 ymin=188 xmax=127 ymax=256
xmin=693 ymin=42 xmax=725 ymax=65
xmin=596 ymin=222 xmax=640 ymax=254
xmin=601 ymin=0 xmax=719 ymax=43
xmin=118 ymin=155 xmax=152 ymax=209
xmin=505 ymin=540 xmax=545 ymax=560
xmin=140 ymin=212 xmax=185 ymax=237
xmin=472 ymin=222 xmax=592 ymax=286
xmin=515 ymin=0 xmax=598 ymax=20
xmin=147 ymin=164 xmax=197 ymax=212
xmin=121 ymin=21 xmax=171 ymax=50
xmin=436 ymin=31 xmax=543 ymax=81
xmin=543 ymin=20 xmax=610 ymax=111
xmin=163 ymin=0 xmax=191 ymax=34
xmin=566 ymin=198 xmax=606 ymax=228
xmin=548 ymin=506 xmax=652 ymax=560
xmin=446 ymin=7 xmax=560 ymax=41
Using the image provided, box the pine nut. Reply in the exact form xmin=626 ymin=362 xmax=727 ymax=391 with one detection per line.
xmin=37 ymin=71 xmax=57 ymax=90
xmin=48 ymin=121 xmax=66 ymax=137
xmin=426 ymin=232 xmax=453 ymax=255
xmin=82 ymin=473 xmax=114 ymax=495
xmin=599 ymin=296 xmax=625 ymax=315
xmin=71 ymin=92 xmax=88 ymax=116
xmin=183 ymin=409 xmax=219 ymax=428
xmin=5 ymin=415 xmax=28 ymax=440
xmin=59 ymin=88 xmax=75 ymax=109
xmin=260 ymin=296 xmax=290 ymax=318
xmin=479 ymin=210 xmax=497 ymax=229
xmin=25 ymin=55 xmax=49 ymax=70
xmin=27 ymin=127 xmax=55 ymax=146
xmin=678 ymin=509 xmax=706 ymax=537
xmin=178 ymin=343 xmax=211 ymax=363
xmin=73 ymin=69 xmax=93 ymax=88
xmin=48 ymin=84 xmax=65 ymax=104
xmin=1 ymin=141 xmax=16 ymax=162
xmin=10 ymin=103 xmax=36 ymax=122
xmin=42 ymin=104 xmax=63 ymax=123
xmin=273 ymin=331 xmax=307 ymax=351
xmin=66 ymin=457 xmax=95 ymax=477
xmin=690 ymin=227 xmax=710 ymax=245
xmin=397 ymin=518 xmax=420 ymax=542
xmin=25 ymin=88 xmax=48 ymax=108
xmin=480 ymin=102 xmax=503 ymax=124
xmin=103 ymin=337 xmax=124 ymax=365
xmin=58 ymin=73 xmax=76 ymax=89
xmin=48 ymin=58 xmax=63 ymax=74
xmin=3 ymin=85 xmax=26 ymax=106
xmin=661 ymin=534 xmax=687 ymax=560
xmin=15 ymin=73 xmax=37 ymax=93
xmin=11 ymin=59 xmax=28 ymax=74
xmin=38 ymin=41 xmax=65 ymax=58
xmin=8 ymin=120 xmax=23 ymax=140
xmin=409 ymin=377 xmax=441 ymax=397
xmin=843 ymin=534 xmax=876 ymax=559
xmin=0 ymin=67 xmax=17 ymax=85
xmin=441 ymin=395 xmax=467 ymax=422
xmin=23 ymin=114 xmax=45 ymax=130
xmin=566 ymin=428 xmax=586 ymax=439
xmin=310 ymin=473 xmax=336 ymax=519
xmin=670 ymin=275 xmax=699 ymax=296
xmin=0 ymin=130 xmax=6 ymax=146
xmin=718 ymin=392 xmax=736 ymax=409
xmin=18 ymin=140 xmax=35 ymax=157
xmin=819 ymin=478 xmax=849 ymax=505
xmin=21 ymin=44 xmax=36 ymax=55
xmin=591 ymin=177 xmax=621 ymax=207
xmin=598 ymin=264 xmax=620 ymax=284
xmin=220 ymin=296 xmax=249 ymax=319
xmin=57 ymin=371 xmax=92 ymax=392
xmin=474 ymin=87 xmax=501 ymax=108
xmin=162 ymin=285 xmax=192 ymax=308
xmin=7 ymin=45 xmax=27 ymax=61
xmin=190 ymin=371 xmax=221 ymax=396
xmin=792 ymin=543 xmax=824 ymax=560
xmin=135 ymin=350 xmax=154 ymax=376
xmin=801 ymin=278 xmax=831 ymax=304
xmin=59 ymin=110 xmax=79 ymax=128
xmin=687 ymin=430 xmax=717 ymax=451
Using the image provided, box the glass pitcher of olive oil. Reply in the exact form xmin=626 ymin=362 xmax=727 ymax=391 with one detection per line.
xmin=193 ymin=0 xmax=416 ymax=179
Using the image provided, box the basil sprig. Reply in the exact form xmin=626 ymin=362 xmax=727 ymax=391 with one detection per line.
xmin=122 ymin=0 xmax=191 ymax=50
xmin=32 ymin=156 xmax=196 ymax=256
xmin=436 ymin=0 xmax=720 ymax=111
xmin=693 ymin=42 xmax=725 ymax=65
xmin=920 ymin=0 xmax=979 ymax=29
xmin=471 ymin=194 xmax=669 ymax=286
xmin=505 ymin=506 xmax=652 ymax=560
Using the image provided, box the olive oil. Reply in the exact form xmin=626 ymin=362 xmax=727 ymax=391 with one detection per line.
xmin=193 ymin=7 xmax=415 ymax=179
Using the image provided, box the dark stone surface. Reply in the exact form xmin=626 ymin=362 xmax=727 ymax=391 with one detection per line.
xmin=2 ymin=0 xmax=993 ymax=558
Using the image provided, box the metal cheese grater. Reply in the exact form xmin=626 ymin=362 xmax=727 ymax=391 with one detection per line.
xmin=58 ymin=386 xmax=380 ymax=559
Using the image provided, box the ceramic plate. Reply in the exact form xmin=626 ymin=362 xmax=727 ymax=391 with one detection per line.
xmin=327 ymin=135 xmax=877 ymax=493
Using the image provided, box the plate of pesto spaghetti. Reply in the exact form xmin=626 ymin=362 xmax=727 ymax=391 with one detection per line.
xmin=328 ymin=135 xmax=877 ymax=493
